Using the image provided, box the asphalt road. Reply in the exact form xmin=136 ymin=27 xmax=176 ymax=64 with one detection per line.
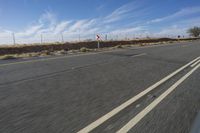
xmin=0 ymin=41 xmax=200 ymax=133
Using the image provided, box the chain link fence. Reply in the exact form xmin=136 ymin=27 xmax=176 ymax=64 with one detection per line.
xmin=0 ymin=32 xmax=180 ymax=45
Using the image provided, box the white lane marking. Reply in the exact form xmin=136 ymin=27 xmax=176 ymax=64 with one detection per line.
xmin=191 ymin=59 xmax=200 ymax=67
xmin=131 ymin=53 xmax=147 ymax=57
xmin=77 ymin=56 xmax=200 ymax=133
xmin=117 ymin=63 xmax=200 ymax=133
xmin=182 ymin=45 xmax=190 ymax=47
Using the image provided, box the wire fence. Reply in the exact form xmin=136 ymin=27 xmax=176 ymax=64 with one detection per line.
xmin=0 ymin=32 xmax=182 ymax=45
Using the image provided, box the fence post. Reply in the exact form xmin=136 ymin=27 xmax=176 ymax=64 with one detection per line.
xmin=105 ymin=34 xmax=108 ymax=41
xmin=40 ymin=34 xmax=43 ymax=44
xmin=78 ymin=29 xmax=80 ymax=42
xmin=12 ymin=33 xmax=16 ymax=45
xmin=94 ymin=33 xmax=96 ymax=41
xmin=61 ymin=33 xmax=64 ymax=43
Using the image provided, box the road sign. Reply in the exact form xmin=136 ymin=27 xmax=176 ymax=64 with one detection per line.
xmin=96 ymin=35 xmax=101 ymax=40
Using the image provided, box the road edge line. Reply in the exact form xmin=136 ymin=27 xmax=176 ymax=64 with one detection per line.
xmin=191 ymin=59 xmax=200 ymax=67
xmin=117 ymin=63 xmax=200 ymax=133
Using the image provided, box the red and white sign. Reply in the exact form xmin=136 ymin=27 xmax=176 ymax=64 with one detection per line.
xmin=96 ymin=35 xmax=101 ymax=40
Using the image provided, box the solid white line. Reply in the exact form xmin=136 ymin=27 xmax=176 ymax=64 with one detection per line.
xmin=117 ymin=63 xmax=200 ymax=133
xmin=191 ymin=59 xmax=200 ymax=67
xmin=77 ymin=56 xmax=200 ymax=133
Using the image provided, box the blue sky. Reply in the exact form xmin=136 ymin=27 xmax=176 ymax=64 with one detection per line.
xmin=0 ymin=0 xmax=200 ymax=43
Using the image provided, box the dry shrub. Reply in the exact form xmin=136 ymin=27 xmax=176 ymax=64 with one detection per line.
xmin=80 ymin=47 xmax=91 ymax=52
xmin=0 ymin=55 xmax=17 ymax=60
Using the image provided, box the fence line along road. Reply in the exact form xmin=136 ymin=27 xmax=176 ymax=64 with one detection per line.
xmin=0 ymin=32 xmax=181 ymax=45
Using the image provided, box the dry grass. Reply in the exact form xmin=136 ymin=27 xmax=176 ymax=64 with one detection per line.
xmin=53 ymin=50 xmax=68 ymax=55
xmin=80 ymin=47 xmax=91 ymax=52
xmin=0 ymin=55 xmax=18 ymax=60
xmin=140 ymin=43 xmax=147 ymax=46
xmin=0 ymin=39 xmax=198 ymax=60
xmin=115 ymin=45 xmax=123 ymax=48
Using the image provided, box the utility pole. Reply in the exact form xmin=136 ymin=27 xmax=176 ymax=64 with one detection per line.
xmin=105 ymin=34 xmax=108 ymax=41
xmin=94 ymin=33 xmax=96 ymax=41
xmin=133 ymin=34 xmax=135 ymax=40
xmin=61 ymin=33 xmax=64 ymax=43
xmin=12 ymin=33 xmax=16 ymax=45
xmin=40 ymin=34 xmax=43 ymax=44
xmin=78 ymin=29 xmax=80 ymax=42
xmin=116 ymin=35 xmax=119 ymax=41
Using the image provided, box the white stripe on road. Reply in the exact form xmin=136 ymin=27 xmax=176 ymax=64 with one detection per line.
xmin=77 ymin=56 xmax=200 ymax=133
xmin=117 ymin=63 xmax=200 ymax=133
xmin=191 ymin=59 xmax=200 ymax=67
xmin=131 ymin=53 xmax=147 ymax=57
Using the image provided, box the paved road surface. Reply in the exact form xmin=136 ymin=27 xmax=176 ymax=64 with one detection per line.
xmin=0 ymin=41 xmax=200 ymax=133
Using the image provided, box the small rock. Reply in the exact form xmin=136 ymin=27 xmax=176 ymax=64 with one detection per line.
xmin=136 ymin=104 xmax=141 ymax=108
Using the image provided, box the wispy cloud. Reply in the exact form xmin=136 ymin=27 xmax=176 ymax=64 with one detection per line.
xmin=0 ymin=29 xmax=12 ymax=37
xmin=54 ymin=21 xmax=72 ymax=34
xmin=39 ymin=10 xmax=57 ymax=26
xmin=0 ymin=1 xmax=149 ymax=44
xmin=153 ymin=25 xmax=187 ymax=37
xmin=103 ymin=1 xmax=143 ymax=23
xmin=96 ymin=4 xmax=106 ymax=12
xmin=1 ymin=1 xmax=199 ymax=45
xmin=16 ymin=25 xmax=42 ymax=37
xmin=175 ymin=16 xmax=200 ymax=27
xmin=111 ymin=26 xmax=145 ymax=34
xmin=68 ymin=19 xmax=96 ymax=32
xmin=148 ymin=6 xmax=200 ymax=23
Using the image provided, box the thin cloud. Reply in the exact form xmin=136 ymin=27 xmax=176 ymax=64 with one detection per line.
xmin=103 ymin=1 xmax=143 ymax=23
xmin=149 ymin=6 xmax=200 ymax=23
xmin=68 ymin=19 xmax=97 ymax=33
xmin=68 ymin=20 xmax=88 ymax=32
xmin=153 ymin=25 xmax=187 ymax=37
xmin=111 ymin=26 xmax=144 ymax=34
xmin=0 ymin=1 xmax=148 ymax=44
xmin=96 ymin=4 xmax=106 ymax=12
xmin=176 ymin=16 xmax=200 ymax=27
xmin=1 ymin=2 xmax=199 ymax=44
xmin=39 ymin=10 xmax=57 ymax=26
xmin=16 ymin=25 xmax=43 ymax=37
xmin=0 ymin=30 xmax=12 ymax=37
xmin=54 ymin=21 xmax=72 ymax=34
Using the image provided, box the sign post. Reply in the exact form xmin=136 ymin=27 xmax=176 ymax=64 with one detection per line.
xmin=96 ymin=35 xmax=101 ymax=49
